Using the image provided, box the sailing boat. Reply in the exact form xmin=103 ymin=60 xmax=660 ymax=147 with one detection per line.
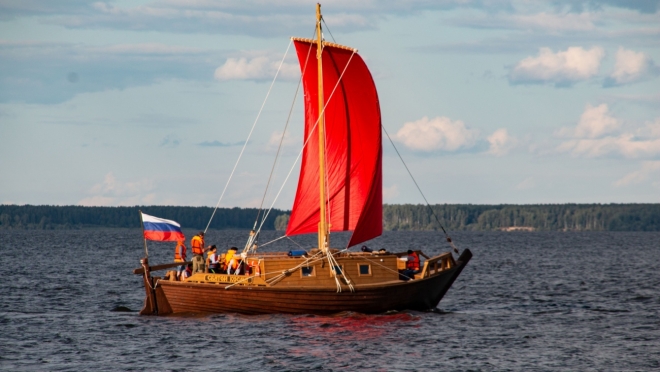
xmin=135 ymin=4 xmax=472 ymax=316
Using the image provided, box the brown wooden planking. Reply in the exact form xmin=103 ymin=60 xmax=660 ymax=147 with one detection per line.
xmin=156 ymin=265 xmax=462 ymax=315
xmin=138 ymin=250 xmax=472 ymax=315
xmin=261 ymin=256 xmax=400 ymax=287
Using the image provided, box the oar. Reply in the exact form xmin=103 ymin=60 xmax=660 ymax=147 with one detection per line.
xmin=132 ymin=261 xmax=191 ymax=275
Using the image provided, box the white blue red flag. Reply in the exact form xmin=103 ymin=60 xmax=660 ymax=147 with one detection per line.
xmin=141 ymin=212 xmax=185 ymax=242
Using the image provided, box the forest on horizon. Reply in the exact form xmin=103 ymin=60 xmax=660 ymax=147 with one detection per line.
xmin=1 ymin=203 xmax=659 ymax=232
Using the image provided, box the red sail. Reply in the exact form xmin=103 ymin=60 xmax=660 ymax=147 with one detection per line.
xmin=286 ymin=39 xmax=382 ymax=247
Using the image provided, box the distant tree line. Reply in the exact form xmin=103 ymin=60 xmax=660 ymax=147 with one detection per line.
xmin=382 ymin=204 xmax=660 ymax=231
xmin=0 ymin=205 xmax=287 ymax=231
xmin=1 ymin=204 xmax=659 ymax=231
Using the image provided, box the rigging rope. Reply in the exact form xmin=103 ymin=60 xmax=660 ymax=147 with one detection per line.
xmin=208 ymin=250 xmax=408 ymax=290
xmin=321 ymin=17 xmax=336 ymax=43
xmin=359 ymin=254 xmax=414 ymax=281
xmin=286 ymin=236 xmax=306 ymax=250
xmin=381 ymin=125 xmax=459 ymax=254
xmin=204 ymin=40 xmax=293 ymax=233
xmin=245 ymin=28 xmax=317 ymax=252
xmin=247 ymin=50 xmax=358 ymax=250
xmin=251 ymin=36 xmax=314 ymax=236
xmin=224 ymin=249 xmax=329 ymax=289
xmin=257 ymin=235 xmax=287 ymax=248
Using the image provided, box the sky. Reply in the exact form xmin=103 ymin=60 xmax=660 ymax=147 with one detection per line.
xmin=1 ymin=0 xmax=659 ymax=209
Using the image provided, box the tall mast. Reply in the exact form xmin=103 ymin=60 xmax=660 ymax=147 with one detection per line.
xmin=316 ymin=3 xmax=329 ymax=252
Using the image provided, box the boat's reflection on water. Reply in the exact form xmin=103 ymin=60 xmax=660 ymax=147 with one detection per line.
xmin=280 ymin=312 xmax=423 ymax=367
xmin=289 ymin=312 xmax=420 ymax=341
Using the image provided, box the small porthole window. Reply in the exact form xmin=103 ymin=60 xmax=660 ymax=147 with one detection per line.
xmin=359 ymin=264 xmax=371 ymax=276
xmin=301 ymin=266 xmax=314 ymax=277
xmin=331 ymin=265 xmax=343 ymax=276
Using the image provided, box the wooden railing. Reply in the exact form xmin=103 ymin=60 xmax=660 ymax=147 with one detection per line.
xmin=415 ymin=252 xmax=455 ymax=279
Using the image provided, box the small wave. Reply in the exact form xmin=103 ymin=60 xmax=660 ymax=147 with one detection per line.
xmin=115 ymin=323 xmax=137 ymax=328
xmin=588 ymin=308 xmax=630 ymax=313
xmin=429 ymin=308 xmax=453 ymax=314
xmin=630 ymin=296 xmax=653 ymax=302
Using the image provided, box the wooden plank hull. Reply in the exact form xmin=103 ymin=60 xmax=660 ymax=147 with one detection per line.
xmin=141 ymin=249 xmax=472 ymax=315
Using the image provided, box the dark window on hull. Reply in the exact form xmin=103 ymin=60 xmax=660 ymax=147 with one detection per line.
xmin=359 ymin=264 xmax=371 ymax=275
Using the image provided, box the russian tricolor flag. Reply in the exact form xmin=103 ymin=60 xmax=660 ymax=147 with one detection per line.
xmin=141 ymin=212 xmax=185 ymax=242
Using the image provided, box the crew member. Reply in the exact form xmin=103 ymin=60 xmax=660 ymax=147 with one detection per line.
xmin=225 ymin=247 xmax=240 ymax=275
xmin=401 ymin=249 xmax=421 ymax=281
xmin=180 ymin=264 xmax=193 ymax=280
xmin=407 ymin=250 xmax=420 ymax=271
xmin=207 ymin=245 xmax=220 ymax=274
xmin=191 ymin=231 xmax=210 ymax=274
xmin=174 ymin=240 xmax=187 ymax=280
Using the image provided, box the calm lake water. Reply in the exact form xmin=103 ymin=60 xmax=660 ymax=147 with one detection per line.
xmin=1 ymin=229 xmax=659 ymax=371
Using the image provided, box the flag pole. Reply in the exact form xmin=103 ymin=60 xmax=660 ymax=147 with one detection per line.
xmin=139 ymin=210 xmax=149 ymax=257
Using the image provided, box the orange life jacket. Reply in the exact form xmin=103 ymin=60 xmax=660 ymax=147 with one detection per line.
xmin=407 ymin=252 xmax=420 ymax=271
xmin=225 ymin=250 xmax=238 ymax=269
xmin=174 ymin=241 xmax=187 ymax=261
xmin=191 ymin=235 xmax=204 ymax=255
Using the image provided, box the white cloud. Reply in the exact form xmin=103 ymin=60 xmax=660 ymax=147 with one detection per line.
xmin=395 ymin=116 xmax=479 ymax=152
xmin=638 ymin=118 xmax=660 ymax=138
xmin=607 ymin=47 xmax=657 ymax=85
xmin=614 ymin=161 xmax=660 ymax=187
xmin=77 ymin=196 xmax=117 ymax=206
xmin=487 ymin=128 xmax=517 ymax=156
xmin=509 ymin=46 xmax=605 ymax=85
xmin=214 ymin=53 xmax=299 ymax=81
xmin=456 ymin=12 xmax=599 ymax=32
xmin=266 ymin=130 xmax=300 ymax=156
xmin=90 ymin=43 xmax=205 ymax=55
xmin=557 ymin=107 xmax=660 ymax=158
xmin=0 ymin=40 xmax=219 ymax=104
xmin=79 ymin=172 xmax=155 ymax=206
xmin=508 ymin=12 xmax=597 ymax=31
xmin=160 ymin=134 xmax=181 ymax=148
xmin=383 ymin=184 xmax=400 ymax=200
xmin=558 ymin=0 xmax=660 ymax=15
xmin=515 ymin=177 xmax=535 ymax=190
xmin=5 ymin=1 xmax=512 ymax=35
xmin=558 ymin=103 xmax=620 ymax=138
xmin=556 ymin=135 xmax=660 ymax=158
xmin=45 ymin=1 xmax=379 ymax=37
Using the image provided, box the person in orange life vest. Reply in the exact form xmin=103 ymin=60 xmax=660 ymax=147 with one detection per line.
xmin=225 ymin=247 xmax=241 ymax=275
xmin=206 ymin=245 xmax=221 ymax=274
xmin=401 ymin=249 xmax=421 ymax=281
xmin=407 ymin=250 xmax=420 ymax=271
xmin=191 ymin=232 xmax=211 ymax=274
xmin=173 ymin=240 xmax=187 ymax=279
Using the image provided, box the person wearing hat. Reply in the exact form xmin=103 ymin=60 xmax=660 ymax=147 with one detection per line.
xmin=190 ymin=231 xmax=210 ymax=274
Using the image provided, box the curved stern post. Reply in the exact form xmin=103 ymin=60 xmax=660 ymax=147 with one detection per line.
xmin=139 ymin=257 xmax=158 ymax=316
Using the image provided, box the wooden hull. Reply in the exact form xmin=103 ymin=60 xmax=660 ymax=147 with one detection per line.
xmin=140 ymin=249 xmax=472 ymax=315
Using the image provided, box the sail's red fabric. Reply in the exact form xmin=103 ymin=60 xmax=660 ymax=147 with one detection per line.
xmin=286 ymin=40 xmax=382 ymax=247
